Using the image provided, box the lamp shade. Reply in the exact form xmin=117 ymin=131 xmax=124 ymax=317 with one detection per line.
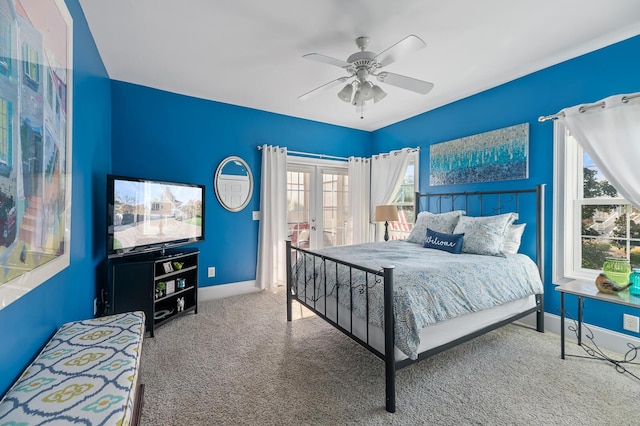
xmin=375 ymin=205 xmax=399 ymax=222
xmin=337 ymin=84 xmax=353 ymax=103
xmin=360 ymin=81 xmax=374 ymax=101
xmin=372 ymin=85 xmax=387 ymax=103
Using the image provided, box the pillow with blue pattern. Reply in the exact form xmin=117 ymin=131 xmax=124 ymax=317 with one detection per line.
xmin=423 ymin=228 xmax=465 ymax=254
xmin=406 ymin=210 xmax=465 ymax=244
xmin=453 ymin=212 xmax=518 ymax=256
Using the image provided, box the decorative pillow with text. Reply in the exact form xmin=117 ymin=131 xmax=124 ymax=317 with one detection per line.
xmin=423 ymin=228 xmax=465 ymax=254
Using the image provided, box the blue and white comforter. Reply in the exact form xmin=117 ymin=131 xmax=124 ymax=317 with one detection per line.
xmin=292 ymin=240 xmax=543 ymax=359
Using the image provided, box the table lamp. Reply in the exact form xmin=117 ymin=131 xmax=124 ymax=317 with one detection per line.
xmin=375 ymin=205 xmax=399 ymax=241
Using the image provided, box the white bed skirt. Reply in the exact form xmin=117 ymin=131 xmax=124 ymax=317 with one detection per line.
xmin=298 ymin=294 xmax=537 ymax=361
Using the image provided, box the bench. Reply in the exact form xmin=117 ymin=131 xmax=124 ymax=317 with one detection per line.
xmin=0 ymin=311 xmax=145 ymax=425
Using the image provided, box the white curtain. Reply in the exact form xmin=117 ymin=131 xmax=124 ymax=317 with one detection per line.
xmin=559 ymin=92 xmax=640 ymax=208
xmin=256 ymin=145 xmax=288 ymax=290
xmin=370 ymin=148 xmax=414 ymax=241
xmin=347 ymin=156 xmax=371 ymax=244
xmin=370 ymin=148 xmax=413 ymax=215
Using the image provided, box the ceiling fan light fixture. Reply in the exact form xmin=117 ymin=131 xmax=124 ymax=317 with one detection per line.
xmin=360 ymin=81 xmax=374 ymax=101
xmin=337 ymin=84 xmax=353 ymax=103
xmin=301 ymin=35 xmax=433 ymax=119
xmin=372 ymin=85 xmax=387 ymax=103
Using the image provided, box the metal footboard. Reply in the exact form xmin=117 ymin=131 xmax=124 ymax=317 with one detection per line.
xmin=286 ymin=240 xmax=398 ymax=412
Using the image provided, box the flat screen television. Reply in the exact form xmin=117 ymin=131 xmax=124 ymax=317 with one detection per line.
xmin=107 ymin=174 xmax=205 ymax=258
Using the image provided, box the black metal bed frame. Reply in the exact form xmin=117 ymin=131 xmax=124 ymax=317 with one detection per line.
xmin=286 ymin=184 xmax=546 ymax=413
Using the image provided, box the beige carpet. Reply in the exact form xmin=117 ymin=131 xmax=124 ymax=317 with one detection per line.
xmin=139 ymin=289 xmax=637 ymax=425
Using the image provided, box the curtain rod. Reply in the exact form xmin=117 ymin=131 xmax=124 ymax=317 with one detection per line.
xmin=257 ymin=145 xmax=420 ymax=161
xmin=257 ymin=145 xmax=348 ymax=161
xmin=538 ymin=93 xmax=640 ymax=122
xmin=374 ymin=147 xmax=420 ymax=159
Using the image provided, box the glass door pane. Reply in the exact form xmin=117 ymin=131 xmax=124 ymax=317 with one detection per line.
xmin=321 ymin=170 xmax=348 ymax=247
xmin=287 ymin=162 xmax=349 ymax=249
xmin=287 ymin=169 xmax=311 ymax=248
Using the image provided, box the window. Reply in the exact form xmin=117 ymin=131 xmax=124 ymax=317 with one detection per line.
xmin=22 ymin=42 xmax=40 ymax=90
xmin=554 ymin=124 xmax=638 ymax=283
xmin=388 ymin=154 xmax=419 ymax=240
xmin=0 ymin=13 xmax=11 ymax=75
xmin=0 ymin=97 xmax=11 ymax=167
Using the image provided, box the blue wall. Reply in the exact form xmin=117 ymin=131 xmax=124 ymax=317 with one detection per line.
xmin=372 ymin=35 xmax=640 ymax=337
xmin=0 ymin=2 xmax=638 ymax=397
xmin=110 ymin=83 xmax=371 ymax=286
xmin=0 ymin=0 xmax=112 ymax=394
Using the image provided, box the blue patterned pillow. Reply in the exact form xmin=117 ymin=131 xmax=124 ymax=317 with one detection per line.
xmin=406 ymin=210 xmax=465 ymax=244
xmin=423 ymin=228 xmax=465 ymax=254
xmin=453 ymin=213 xmax=518 ymax=256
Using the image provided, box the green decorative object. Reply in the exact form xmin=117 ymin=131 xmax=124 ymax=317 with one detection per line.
xmin=602 ymin=257 xmax=631 ymax=287
xmin=155 ymin=281 xmax=166 ymax=299
xmin=172 ymin=261 xmax=184 ymax=270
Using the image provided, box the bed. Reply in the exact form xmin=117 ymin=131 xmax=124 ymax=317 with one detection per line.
xmin=286 ymin=185 xmax=545 ymax=413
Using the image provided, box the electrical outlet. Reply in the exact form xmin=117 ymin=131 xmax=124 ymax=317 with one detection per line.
xmin=208 ymin=266 xmax=216 ymax=278
xmin=252 ymin=211 xmax=260 ymax=221
xmin=93 ymin=298 xmax=98 ymax=316
xmin=623 ymin=314 xmax=639 ymax=333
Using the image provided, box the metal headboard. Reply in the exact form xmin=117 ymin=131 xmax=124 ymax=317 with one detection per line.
xmin=414 ymin=184 xmax=545 ymax=283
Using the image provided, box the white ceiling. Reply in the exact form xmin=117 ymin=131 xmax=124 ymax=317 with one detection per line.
xmin=77 ymin=0 xmax=640 ymax=132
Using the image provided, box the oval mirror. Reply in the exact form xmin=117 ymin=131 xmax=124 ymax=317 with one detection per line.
xmin=214 ymin=156 xmax=253 ymax=212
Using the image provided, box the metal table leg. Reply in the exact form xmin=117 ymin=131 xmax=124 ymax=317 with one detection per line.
xmin=560 ymin=292 xmax=565 ymax=359
xmin=577 ymin=296 xmax=583 ymax=346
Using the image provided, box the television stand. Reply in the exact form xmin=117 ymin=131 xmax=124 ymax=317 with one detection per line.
xmin=105 ymin=248 xmax=199 ymax=337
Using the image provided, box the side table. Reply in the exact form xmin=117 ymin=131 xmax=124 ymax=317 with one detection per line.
xmin=556 ymin=280 xmax=640 ymax=380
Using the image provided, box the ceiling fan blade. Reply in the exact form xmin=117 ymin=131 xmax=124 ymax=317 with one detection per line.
xmin=303 ymin=53 xmax=351 ymax=69
xmin=374 ymin=35 xmax=426 ymax=67
xmin=376 ymin=72 xmax=434 ymax=95
xmin=298 ymin=77 xmax=349 ymax=101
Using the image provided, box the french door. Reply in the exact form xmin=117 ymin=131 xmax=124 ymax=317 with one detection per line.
xmin=287 ymin=160 xmax=348 ymax=249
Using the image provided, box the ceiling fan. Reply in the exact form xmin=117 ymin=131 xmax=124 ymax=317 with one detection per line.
xmin=299 ymin=35 xmax=434 ymax=118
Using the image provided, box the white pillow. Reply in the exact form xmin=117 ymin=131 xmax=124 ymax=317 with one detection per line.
xmin=406 ymin=210 xmax=465 ymax=244
xmin=452 ymin=213 xmax=518 ymax=256
xmin=502 ymin=223 xmax=526 ymax=255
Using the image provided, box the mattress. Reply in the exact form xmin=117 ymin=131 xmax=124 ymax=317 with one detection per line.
xmin=305 ymin=292 xmax=537 ymax=361
xmin=0 ymin=311 xmax=145 ymax=425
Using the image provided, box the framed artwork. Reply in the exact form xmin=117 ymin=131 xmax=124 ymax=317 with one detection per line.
xmin=165 ymin=279 xmax=175 ymax=295
xmin=430 ymin=123 xmax=529 ymax=186
xmin=0 ymin=0 xmax=73 ymax=310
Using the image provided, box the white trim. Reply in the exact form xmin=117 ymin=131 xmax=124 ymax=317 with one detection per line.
xmin=198 ymin=280 xmax=261 ymax=301
xmin=518 ymin=312 xmax=640 ymax=355
xmin=287 ymin=155 xmax=346 ymax=169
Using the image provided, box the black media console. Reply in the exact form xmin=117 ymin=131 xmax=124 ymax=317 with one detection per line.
xmin=105 ymin=248 xmax=199 ymax=336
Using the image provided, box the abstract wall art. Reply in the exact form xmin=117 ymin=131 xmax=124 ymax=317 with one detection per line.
xmin=429 ymin=123 xmax=529 ymax=186
xmin=0 ymin=0 xmax=72 ymax=309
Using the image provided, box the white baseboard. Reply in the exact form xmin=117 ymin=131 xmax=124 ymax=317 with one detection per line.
xmin=518 ymin=312 xmax=640 ymax=355
xmin=198 ymin=280 xmax=261 ymax=301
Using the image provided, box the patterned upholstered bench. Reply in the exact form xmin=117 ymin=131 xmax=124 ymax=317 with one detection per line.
xmin=0 ymin=311 xmax=145 ymax=425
